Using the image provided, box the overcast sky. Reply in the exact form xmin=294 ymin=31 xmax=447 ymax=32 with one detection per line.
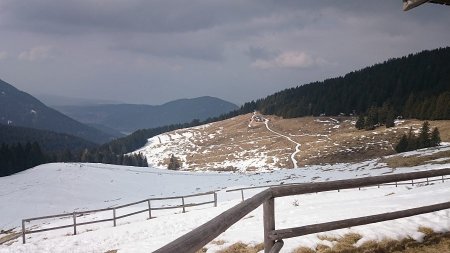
xmin=0 ymin=0 xmax=449 ymax=105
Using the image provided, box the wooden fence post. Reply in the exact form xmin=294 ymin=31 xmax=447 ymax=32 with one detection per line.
xmin=214 ymin=192 xmax=217 ymax=207
xmin=73 ymin=213 xmax=77 ymax=235
xmin=443 ymin=176 xmax=445 ymax=183
xmin=148 ymin=200 xmax=152 ymax=219
xmin=113 ymin=208 xmax=116 ymax=227
xmin=395 ymin=181 xmax=398 ymax=187
xmin=241 ymin=189 xmax=245 ymax=202
xmin=269 ymin=240 xmax=284 ymax=253
xmin=412 ymin=180 xmax=414 ymax=186
xmin=263 ymin=198 xmax=275 ymax=253
xmin=22 ymin=220 xmax=26 ymax=244
xmin=182 ymin=197 xmax=186 ymax=213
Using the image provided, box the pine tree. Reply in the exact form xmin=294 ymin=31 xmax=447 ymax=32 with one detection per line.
xmin=364 ymin=108 xmax=377 ymax=130
xmin=142 ymin=156 xmax=148 ymax=167
xmin=377 ymin=103 xmax=389 ymax=125
xmin=167 ymin=154 xmax=182 ymax=170
xmin=385 ymin=109 xmax=395 ymax=128
xmin=406 ymin=127 xmax=417 ymax=151
xmin=418 ymin=121 xmax=431 ymax=149
xmin=430 ymin=127 xmax=441 ymax=147
xmin=395 ymin=134 xmax=408 ymax=153
xmin=30 ymin=142 xmax=45 ymax=166
xmin=355 ymin=114 xmax=365 ymax=130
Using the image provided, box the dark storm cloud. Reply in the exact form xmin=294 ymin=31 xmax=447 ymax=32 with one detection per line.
xmin=2 ymin=1 xmax=393 ymax=35
xmin=0 ymin=0 xmax=449 ymax=104
xmin=0 ymin=0 xmax=281 ymax=34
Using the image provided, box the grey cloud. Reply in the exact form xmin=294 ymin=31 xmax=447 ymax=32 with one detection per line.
xmin=0 ymin=0 xmax=449 ymax=105
xmin=18 ymin=46 xmax=54 ymax=62
xmin=245 ymin=46 xmax=278 ymax=61
xmin=0 ymin=51 xmax=8 ymax=60
xmin=112 ymin=31 xmax=226 ymax=62
xmin=0 ymin=0 xmax=281 ymax=34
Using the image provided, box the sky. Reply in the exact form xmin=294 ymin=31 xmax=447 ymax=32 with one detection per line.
xmin=0 ymin=0 xmax=449 ymax=106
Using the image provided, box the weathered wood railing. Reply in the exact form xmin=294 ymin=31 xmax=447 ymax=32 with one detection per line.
xmin=155 ymin=168 xmax=450 ymax=253
xmin=22 ymin=191 xmax=217 ymax=244
xmin=226 ymin=174 xmax=450 ymax=201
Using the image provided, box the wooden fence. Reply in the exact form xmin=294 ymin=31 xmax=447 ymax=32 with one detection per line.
xmin=21 ymin=191 xmax=217 ymax=244
xmin=154 ymin=168 xmax=450 ymax=253
xmin=226 ymin=174 xmax=450 ymax=201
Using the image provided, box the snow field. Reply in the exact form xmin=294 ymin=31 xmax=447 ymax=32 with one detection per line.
xmin=1 ymin=146 xmax=450 ymax=252
xmin=2 ymin=180 xmax=449 ymax=253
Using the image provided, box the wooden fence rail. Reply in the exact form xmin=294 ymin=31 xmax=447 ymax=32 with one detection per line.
xmin=22 ymin=191 xmax=217 ymax=244
xmin=155 ymin=168 xmax=450 ymax=253
xmin=226 ymin=175 xmax=450 ymax=201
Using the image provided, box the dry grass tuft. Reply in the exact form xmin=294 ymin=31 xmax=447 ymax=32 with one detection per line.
xmin=382 ymin=150 xmax=450 ymax=168
xmin=293 ymin=229 xmax=450 ymax=253
xmin=0 ymin=232 xmax=20 ymax=245
xmin=216 ymin=242 xmax=264 ymax=253
xmin=211 ymin=240 xmax=227 ymax=245
xmin=195 ymin=247 xmax=208 ymax=253
xmin=317 ymin=234 xmax=338 ymax=241
xmin=418 ymin=226 xmax=435 ymax=236
xmin=104 ymin=250 xmax=118 ymax=253
xmin=293 ymin=247 xmax=316 ymax=253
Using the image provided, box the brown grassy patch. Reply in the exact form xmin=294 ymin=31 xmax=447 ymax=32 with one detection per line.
xmin=293 ymin=229 xmax=450 ymax=253
xmin=293 ymin=247 xmax=316 ymax=253
xmin=104 ymin=250 xmax=118 ymax=253
xmin=382 ymin=150 xmax=450 ymax=168
xmin=148 ymin=113 xmax=450 ymax=171
xmin=216 ymin=242 xmax=264 ymax=253
xmin=0 ymin=232 xmax=20 ymax=245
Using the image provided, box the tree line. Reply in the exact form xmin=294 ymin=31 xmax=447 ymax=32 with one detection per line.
xmin=395 ymin=121 xmax=441 ymax=153
xmin=0 ymin=141 xmax=148 ymax=177
xmin=0 ymin=142 xmax=46 ymax=176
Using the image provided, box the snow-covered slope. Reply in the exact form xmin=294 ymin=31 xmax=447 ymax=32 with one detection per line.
xmin=134 ymin=113 xmax=450 ymax=172
xmin=1 ymin=146 xmax=450 ymax=252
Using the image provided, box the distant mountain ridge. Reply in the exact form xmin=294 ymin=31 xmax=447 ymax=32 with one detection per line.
xmin=55 ymin=96 xmax=238 ymax=133
xmin=36 ymin=94 xmax=123 ymax=107
xmin=0 ymin=79 xmax=115 ymax=144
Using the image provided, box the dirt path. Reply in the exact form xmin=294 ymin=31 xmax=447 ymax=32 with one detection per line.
xmin=263 ymin=118 xmax=301 ymax=168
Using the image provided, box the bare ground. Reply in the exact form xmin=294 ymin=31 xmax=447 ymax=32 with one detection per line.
xmin=141 ymin=113 xmax=450 ymax=172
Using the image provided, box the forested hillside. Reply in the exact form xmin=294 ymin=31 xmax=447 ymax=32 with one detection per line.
xmin=0 ymin=79 xmax=115 ymax=144
xmin=239 ymin=47 xmax=450 ymax=119
xmin=0 ymin=124 xmax=97 ymax=152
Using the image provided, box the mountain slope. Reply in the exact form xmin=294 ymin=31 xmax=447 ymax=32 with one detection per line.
xmin=134 ymin=113 xmax=450 ymax=172
xmin=0 ymin=79 xmax=115 ymax=144
xmin=0 ymin=124 xmax=97 ymax=152
xmin=55 ymin=96 xmax=238 ymax=133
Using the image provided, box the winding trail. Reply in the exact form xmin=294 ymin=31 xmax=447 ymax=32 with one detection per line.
xmin=263 ymin=118 xmax=301 ymax=168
